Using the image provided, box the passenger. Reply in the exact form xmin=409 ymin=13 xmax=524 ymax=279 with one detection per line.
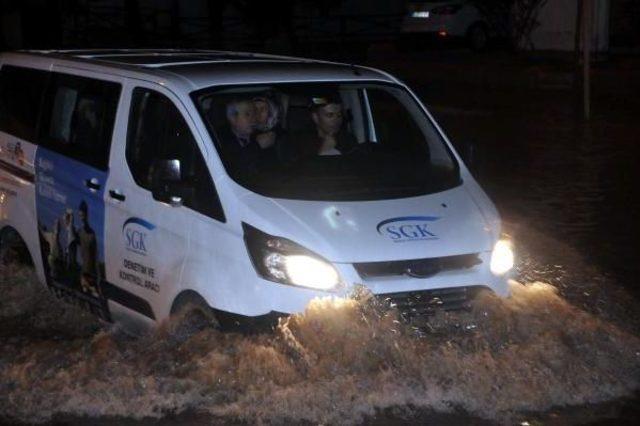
xmin=253 ymin=95 xmax=292 ymax=166
xmin=216 ymin=98 xmax=262 ymax=172
xmin=72 ymin=98 xmax=99 ymax=148
xmin=308 ymin=94 xmax=357 ymax=156
xmin=252 ymin=96 xmax=280 ymax=149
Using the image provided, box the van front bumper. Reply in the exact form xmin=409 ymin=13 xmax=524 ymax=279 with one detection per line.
xmin=235 ymin=251 xmax=510 ymax=318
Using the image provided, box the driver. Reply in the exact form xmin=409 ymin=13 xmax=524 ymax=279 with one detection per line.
xmin=308 ymin=94 xmax=356 ymax=156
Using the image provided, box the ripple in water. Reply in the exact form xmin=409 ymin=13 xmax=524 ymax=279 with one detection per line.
xmin=1 ymin=260 xmax=639 ymax=424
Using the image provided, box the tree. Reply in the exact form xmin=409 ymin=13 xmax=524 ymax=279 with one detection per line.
xmin=18 ymin=0 xmax=63 ymax=49
xmin=229 ymin=0 xmax=297 ymax=52
xmin=206 ymin=0 xmax=229 ymax=48
xmin=124 ymin=0 xmax=145 ymax=46
xmin=471 ymin=0 xmax=549 ymax=50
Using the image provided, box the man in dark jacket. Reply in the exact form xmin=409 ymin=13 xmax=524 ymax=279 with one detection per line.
xmin=308 ymin=94 xmax=357 ymax=156
xmin=216 ymin=98 xmax=261 ymax=172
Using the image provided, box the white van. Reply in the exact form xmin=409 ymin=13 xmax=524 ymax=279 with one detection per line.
xmin=0 ymin=49 xmax=513 ymax=331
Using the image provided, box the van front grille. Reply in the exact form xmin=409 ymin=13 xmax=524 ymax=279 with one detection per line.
xmin=353 ymin=253 xmax=482 ymax=280
xmin=376 ymin=285 xmax=489 ymax=320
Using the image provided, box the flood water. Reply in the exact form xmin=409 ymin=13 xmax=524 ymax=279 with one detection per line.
xmin=1 ymin=54 xmax=640 ymax=425
xmin=425 ymin=85 xmax=640 ymax=292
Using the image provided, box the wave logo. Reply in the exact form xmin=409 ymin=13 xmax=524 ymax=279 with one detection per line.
xmin=376 ymin=216 xmax=440 ymax=243
xmin=123 ymin=217 xmax=155 ymax=256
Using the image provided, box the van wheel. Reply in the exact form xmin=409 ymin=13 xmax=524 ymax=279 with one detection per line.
xmin=170 ymin=291 xmax=219 ymax=335
xmin=0 ymin=228 xmax=32 ymax=266
xmin=467 ymin=23 xmax=489 ymax=51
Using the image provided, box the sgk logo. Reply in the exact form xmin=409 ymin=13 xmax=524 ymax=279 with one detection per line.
xmin=123 ymin=218 xmax=155 ymax=255
xmin=376 ymin=216 xmax=440 ymax=243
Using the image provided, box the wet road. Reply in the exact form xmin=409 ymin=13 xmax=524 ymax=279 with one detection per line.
xmin=1 ymin=53 xmax=640 ymax=425
xmin=403 ymin=52 xmax=640 ymax=293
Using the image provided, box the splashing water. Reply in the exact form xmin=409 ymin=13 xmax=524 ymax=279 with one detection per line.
xmin=1 ymin=256 xmax=639 ymax=425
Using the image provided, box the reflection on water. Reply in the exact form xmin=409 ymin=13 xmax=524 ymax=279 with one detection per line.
xmin=1 ymin=254 xmax=639 ymax=424
xmin=428 ymin=89 xmax=640 ymax=291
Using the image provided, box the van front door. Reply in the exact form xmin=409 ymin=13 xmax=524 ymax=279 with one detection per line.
xmin=104 ymin=84 xmax=215 ymax=326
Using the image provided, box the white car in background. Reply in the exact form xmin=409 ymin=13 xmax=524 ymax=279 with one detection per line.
xmin=402 ymin=1 xmax=490 ymax=50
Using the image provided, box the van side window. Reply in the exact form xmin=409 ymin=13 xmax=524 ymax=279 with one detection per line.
xmin=0 ymin=65 xmax=48 ymax=142
xmin=367 ymin=88 xmax=427 ymax=155
xmin=126 ymin=88 xmax=225 ymax=222
xmin=38 ymin=73 xmax=121 ymax=170
xmin=367 ymin=88 xmax=455 ymax=167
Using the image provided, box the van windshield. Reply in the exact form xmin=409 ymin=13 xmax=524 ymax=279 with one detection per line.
xmin=192 ymin=82 xmax=461 ymax=201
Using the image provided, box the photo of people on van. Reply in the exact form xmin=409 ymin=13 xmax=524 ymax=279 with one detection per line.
xmin=38 ymin=200 xmax=102 ymax=299
xmin=193 ymin=83 xmax=461 ymax=201
xmin=34 ymin=146 xmax=110 ymax=319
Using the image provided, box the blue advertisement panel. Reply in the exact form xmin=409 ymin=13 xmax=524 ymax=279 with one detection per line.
xmin=35 ymin=147 xmax=111 ymax=320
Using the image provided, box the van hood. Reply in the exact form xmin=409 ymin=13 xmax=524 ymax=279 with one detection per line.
xmin=238 ymin=185 xmax=495 ymax=263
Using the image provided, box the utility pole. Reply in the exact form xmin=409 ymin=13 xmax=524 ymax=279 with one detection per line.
xmin=583 ymin=0 xmax=591 ymax=120
xmin=574 ymin=0 xmax=583 ymax=63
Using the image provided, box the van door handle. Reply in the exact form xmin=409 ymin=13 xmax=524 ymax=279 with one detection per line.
xmin=109 ymin=189 xmax=126 ymax=201
xmin=85 ymin=178 xmax=101 ymax=191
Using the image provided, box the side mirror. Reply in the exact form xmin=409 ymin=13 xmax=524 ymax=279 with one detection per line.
xmin=153 ymin=159 xmax=181 ymax=182
xmin=151 ymin=159 xmax=184 ymax=207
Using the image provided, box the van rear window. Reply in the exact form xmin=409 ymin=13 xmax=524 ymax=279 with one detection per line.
xmin=0 ymin=65 xmax=48 ymax=142
xmin=38 ymin=73 xmax=121 ymax=170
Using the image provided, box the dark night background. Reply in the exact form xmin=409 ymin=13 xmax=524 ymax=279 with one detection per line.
xmin=1 ymin=0 xmax=640 ymax=425
xmin=0 ymin=1 xmax=637 ymax=55
xmin=3 ymin=0 xmax=632 ymax=289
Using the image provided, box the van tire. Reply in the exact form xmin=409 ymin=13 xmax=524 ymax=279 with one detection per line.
xmin=0 ymin=227 xmax=32 ymax=266
xmin=170 ymin=291 xmax=220 ymax=331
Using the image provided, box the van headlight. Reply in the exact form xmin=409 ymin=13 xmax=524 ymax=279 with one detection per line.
xmin=243 ymin=223 xmax=341 ymax=291
xmin=490 ymin=239 xmax=514 ymax=275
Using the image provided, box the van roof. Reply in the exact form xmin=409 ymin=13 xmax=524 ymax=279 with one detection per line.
xmin=2 ymin=49 xmax=398 ymax=91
